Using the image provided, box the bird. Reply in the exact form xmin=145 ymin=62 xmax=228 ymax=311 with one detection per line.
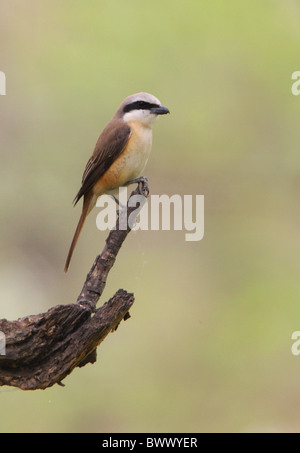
xmin=64 ymin=92 xmax=170 ymax=272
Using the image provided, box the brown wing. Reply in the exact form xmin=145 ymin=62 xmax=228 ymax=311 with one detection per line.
xmin=73 ymin=119 xmax=131 ymax=205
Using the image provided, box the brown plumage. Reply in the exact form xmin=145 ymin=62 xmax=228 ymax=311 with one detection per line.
xmin=64 ymin=92 xmax=169 ymax=272
xmin=64 ymin=120 xmax=131 ymax=272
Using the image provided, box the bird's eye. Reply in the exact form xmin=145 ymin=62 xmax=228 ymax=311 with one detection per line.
xmin=123 ymin=100 xmax=155 ymax=113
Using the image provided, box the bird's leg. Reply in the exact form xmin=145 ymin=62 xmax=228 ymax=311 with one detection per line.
xmin=111 ymin=195 xmax=126 ymax=209
xmin=111 ymin=195 xmax=126 ymax=218
xmin=125 ymin=176 xmax=149 ymax=196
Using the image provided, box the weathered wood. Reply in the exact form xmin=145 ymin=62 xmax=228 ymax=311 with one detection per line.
xmin=0 ymin=181 xmax=149 ymax=390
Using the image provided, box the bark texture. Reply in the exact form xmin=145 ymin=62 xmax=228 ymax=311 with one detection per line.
xmin=0 ymin=181 xmax=149 ymax=390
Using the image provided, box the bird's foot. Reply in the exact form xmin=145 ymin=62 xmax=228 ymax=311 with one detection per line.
xmin=126 ymin=176 xmax=149 ymax=197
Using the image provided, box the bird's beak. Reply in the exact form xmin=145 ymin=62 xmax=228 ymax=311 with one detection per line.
xmin=151 ymin=105 xmax=170 ymax=115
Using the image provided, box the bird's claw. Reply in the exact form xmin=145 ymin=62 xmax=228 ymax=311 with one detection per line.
xmin=137 ymin=177 xmax=149 ymax=197
xmin=126 ymin=176 xmax=149 ymax=197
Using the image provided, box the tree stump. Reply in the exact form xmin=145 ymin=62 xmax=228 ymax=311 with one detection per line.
xmin=0 ymin=181 xmax=149 ymax=390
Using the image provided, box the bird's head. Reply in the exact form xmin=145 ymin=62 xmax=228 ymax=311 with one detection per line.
xmin=117 ymin=92 xmax=170 ymax=127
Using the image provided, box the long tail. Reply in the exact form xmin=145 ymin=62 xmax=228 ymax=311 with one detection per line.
xmin=64 ymin=194 xmax=92 ymax=272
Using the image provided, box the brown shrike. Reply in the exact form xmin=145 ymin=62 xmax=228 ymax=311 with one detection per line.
xmin=64 ymin=92 xmax=169 ymax=272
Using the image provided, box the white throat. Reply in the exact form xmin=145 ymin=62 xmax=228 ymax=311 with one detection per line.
xmin=123 ymin=109 xmax=158 ymax=128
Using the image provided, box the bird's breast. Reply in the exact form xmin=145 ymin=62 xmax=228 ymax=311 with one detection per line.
xmin=122 ymin=123 xmax=152 ymax=178
xmin=94 ymin=123 xmax=153 ymax=196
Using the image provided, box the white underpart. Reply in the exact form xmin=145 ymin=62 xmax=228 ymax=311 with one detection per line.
xmin=123 ymin=109 xmax=159 ymax=128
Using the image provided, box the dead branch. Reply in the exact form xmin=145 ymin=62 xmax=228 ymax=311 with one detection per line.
xmin=0 ymin=181 xmax=149 ymax=390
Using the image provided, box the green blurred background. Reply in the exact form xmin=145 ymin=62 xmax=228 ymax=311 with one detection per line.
xmin=1 ymin=0 xmax=300 ymax=433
